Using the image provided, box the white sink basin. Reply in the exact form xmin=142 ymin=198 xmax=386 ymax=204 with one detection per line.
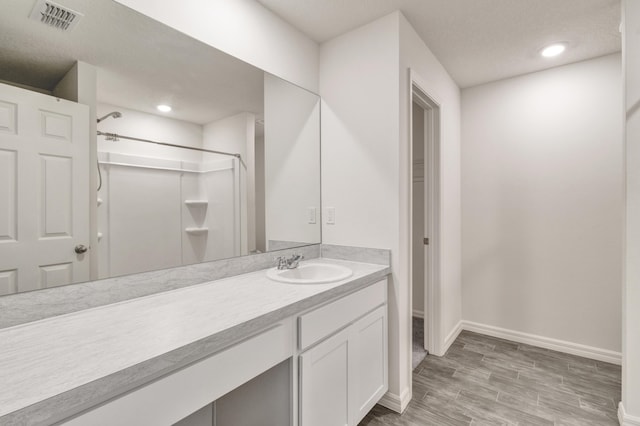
xmin=267 ymin=262 xmax=353 ymax=284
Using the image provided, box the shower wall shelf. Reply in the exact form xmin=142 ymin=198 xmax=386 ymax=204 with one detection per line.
xmin=185 ymin=227 xmax=209 ymax=235
xmin=184 ymin=200 xmax=208 ymax=207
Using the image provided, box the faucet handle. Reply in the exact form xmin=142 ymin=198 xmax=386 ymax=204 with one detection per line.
xmin=275 ymin=256 xmax=287 ymax=270
xmin=287 ymin=254 xmax=304 ymax=269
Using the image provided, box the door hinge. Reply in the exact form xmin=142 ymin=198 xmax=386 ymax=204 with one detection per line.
xmin=423 ymin=237 xmax=429 ymax=245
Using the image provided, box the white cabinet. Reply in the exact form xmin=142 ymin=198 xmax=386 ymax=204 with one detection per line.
xmin=299 ymin=279 xmax=388 ymax=426
xmin=300 ymin=327 xmax=350 ymax=426
xmin=352 ymin=305 xmax=388 ymax=423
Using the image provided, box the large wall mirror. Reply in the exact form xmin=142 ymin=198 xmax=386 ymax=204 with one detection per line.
xmin=0 ymin=0 xmax=321 ymax=296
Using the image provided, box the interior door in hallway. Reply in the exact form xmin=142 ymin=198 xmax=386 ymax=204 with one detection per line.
xmin=0 ymin=82 xmax=90 ymax=295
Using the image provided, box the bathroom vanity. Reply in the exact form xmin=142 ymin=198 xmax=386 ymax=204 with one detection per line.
xmin=0 ymin=257 xmax=389 ymax=426
xmin=0 ymin=2 xmax=388 ymax=424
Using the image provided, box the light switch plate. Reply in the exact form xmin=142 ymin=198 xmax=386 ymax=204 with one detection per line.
xmin=326 ymin=207 xmax=335 ymax=225
xmin=307 ymin=207 xmax=316 ymax=224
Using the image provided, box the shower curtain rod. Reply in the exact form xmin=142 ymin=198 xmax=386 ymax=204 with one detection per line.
xmin=97 ymin=131 xmax=247 ymax=169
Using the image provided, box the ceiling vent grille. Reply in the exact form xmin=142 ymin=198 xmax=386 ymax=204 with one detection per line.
xmin=29 ymin=0 xmax=83 ymax=31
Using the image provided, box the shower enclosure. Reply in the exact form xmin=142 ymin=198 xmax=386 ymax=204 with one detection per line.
xmin=96 ymin=106 xmax=254 ymax=278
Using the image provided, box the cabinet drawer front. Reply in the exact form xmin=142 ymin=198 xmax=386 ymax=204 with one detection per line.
xmin=299 ymin=279 xmax=386 ymax=351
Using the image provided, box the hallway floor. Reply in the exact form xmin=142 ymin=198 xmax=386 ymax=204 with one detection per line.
xmin=412 ymin=316 xmax=428 ymax=370
xmin=359 ymin=331 xmax=621 ymax=425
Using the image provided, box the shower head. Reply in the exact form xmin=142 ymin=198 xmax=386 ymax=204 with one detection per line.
xmin=97 ymin=111 xmax=122 ymax=123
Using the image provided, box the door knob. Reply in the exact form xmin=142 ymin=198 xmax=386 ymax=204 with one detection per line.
xmin=75 ymin=244 xmax=88 ymax=254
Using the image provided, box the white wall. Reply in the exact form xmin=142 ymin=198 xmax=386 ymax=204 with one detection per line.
xmin=264 ymin=74 xmax=320 ymax=249
xmin=321 ymin=11 xmax=462 ymax=411
xmin=204 ymin=112 xmax=256 ymax=254
xmin=97 ymin=103 xmax=203 ymax=162
xmin=320 ymin=12 xmax=403 ymax=407
xmin=399 ymin=14 xmax=463 ymax=355
xmin=114 ymin=0 xmax=319 ymax=93
xmin=622 ymin=0 xmax=640 ymax=421
xmin=203 ymin=112 xmax=254 ymax=162
xmin=461 ymin=54 xmax=623 ymax=354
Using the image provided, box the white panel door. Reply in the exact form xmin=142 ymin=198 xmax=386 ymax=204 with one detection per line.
xmin=0 ymin=83 xmax=90 ymax=294
xmin=299 ymin=327 xmax=350 ymax=426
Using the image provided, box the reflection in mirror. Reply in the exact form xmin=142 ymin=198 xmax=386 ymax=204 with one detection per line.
xmin=0 ymin=0 xmax=320 ymax=295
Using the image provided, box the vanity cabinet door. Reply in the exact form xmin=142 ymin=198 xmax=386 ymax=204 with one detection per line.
xmin=298 ymin=279 xmax=388 ymax=426
xmin=299 ymin=305 xmax=388 ymax=426
xmin=299 ymin=327 xmax=350 ymax=426
xmin=351 ymin=305 xmax=388 ymax=425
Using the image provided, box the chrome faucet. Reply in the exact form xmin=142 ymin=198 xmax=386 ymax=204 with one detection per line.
xmin=276 ymin=254 xmax=304 ymax=270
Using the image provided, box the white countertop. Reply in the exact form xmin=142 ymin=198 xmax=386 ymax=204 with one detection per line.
xmin=0 ymin=258 xmax=388 ymax=424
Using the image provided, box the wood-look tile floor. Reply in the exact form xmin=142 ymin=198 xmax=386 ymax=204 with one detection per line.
xmin=359 ymin=331 xmax=621 ymax=425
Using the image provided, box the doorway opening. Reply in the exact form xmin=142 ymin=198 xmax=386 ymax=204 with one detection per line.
xmin=410 ymin=79 xmax=442 ymax=369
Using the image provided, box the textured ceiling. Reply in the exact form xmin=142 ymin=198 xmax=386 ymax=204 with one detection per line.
xmin=0 ymin=0 xmax=264 ymax=124
xmin=0 ymin=0 xmax=621 ymax=118
xmin=257 ymin=0 xmax=621 ymax=88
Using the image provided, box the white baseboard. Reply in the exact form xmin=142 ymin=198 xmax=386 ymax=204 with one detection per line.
xmin=378 ymin=387 xmax=411 ymax=414
xmin=412 ymin=310 xmax=424 ymax=319
xmin=443 ymin=320 xmax=463 ymax=354
xmin=619 ymin=402 xmax=640 ymax=426
xmin=461 ymin=321 xmax=621 ymax=365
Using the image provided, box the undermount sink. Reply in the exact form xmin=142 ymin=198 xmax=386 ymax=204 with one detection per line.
xmin=267 ymin=262 xmax=353 ymax=284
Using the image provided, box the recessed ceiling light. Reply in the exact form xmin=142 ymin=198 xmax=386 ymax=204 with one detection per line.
xmin=541 ymin=43 xmax=566 ymax=58
xmin=157 ymin=104 xmax=172 ymax=112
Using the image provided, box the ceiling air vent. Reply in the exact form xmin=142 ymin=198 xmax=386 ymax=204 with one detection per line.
xmin=29 ymin=0 xmax=83 ymax=31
